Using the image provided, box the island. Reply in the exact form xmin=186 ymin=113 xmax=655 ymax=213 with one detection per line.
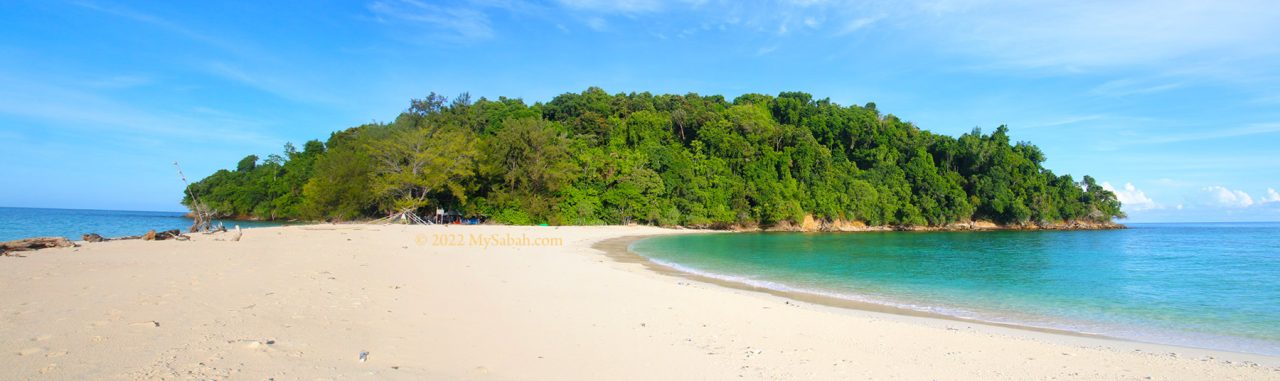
xmin=183 ymin=88 xmax=1125 ymax=231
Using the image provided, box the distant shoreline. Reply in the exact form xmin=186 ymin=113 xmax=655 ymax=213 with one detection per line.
xmin=181 ymin=210 xmax=1127 ymax=233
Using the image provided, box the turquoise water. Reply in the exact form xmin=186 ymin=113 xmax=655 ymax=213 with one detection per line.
xmin=631 ymin=223 xmax=1280 ymax=355
xmin=0 ymin=207 xmax=288 ymax=241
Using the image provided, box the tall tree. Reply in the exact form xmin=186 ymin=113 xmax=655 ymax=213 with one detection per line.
xmin=366 ymin=121 xmax=478 ymax=214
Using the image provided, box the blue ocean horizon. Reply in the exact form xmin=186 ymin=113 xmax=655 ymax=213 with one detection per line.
xmin=0 ymin=206 xmax=287 ymax=241
xmin=631 ymin=223 xmax=1280 ymax=356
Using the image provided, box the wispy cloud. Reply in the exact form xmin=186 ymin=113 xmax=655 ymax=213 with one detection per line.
xmin=74 ymin=1 xmax=339 ymax=105
xmin=557 ymin=0 xmax=666 ymax=13
xmin=911 ymin=0 xmax=1280 ymax=71
xmin=202 ymin=62 xmax=340 ymax=105
xmin=369 ymin=0 xmax=496 ymax=41
xmin=0 ymin=73 xmax=279 ymax=147
xmin=833 ymin=14 xmax=883 ymax=36
xmin=1026 ymin=114 xmax=1106 ymax=129
xmin=83 ymin=74 xmax=153 ymax=89
xmin=1091 ymin=78 xmax=1183 ymax=97
xmin=72 ymin=0 xmax=245 ymax=55
xmin=585 ymin=16 xmax=608 ymax=31
xmin=1149 ymin=123 xmax=1280 ymax=144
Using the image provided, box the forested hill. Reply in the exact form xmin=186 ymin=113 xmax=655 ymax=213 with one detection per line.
xmin=182 ymin=88 xmax=1124 ymax=229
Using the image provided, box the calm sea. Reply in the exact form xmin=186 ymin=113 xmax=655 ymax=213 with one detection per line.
xmin=631 ymin=223 xmax=1280 ymax=356
xmin=0 ymin=207 xmax=287 ymax=241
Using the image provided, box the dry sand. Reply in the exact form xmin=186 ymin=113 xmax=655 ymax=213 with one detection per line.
xmin=1 ymin=224 xmax=1277 ymax=380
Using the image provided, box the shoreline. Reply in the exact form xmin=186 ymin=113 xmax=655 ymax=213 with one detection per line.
xmin=3 ymin=224 xmax=1277 ymax=379
xmin=596 ymin=233 xmax=1280 ymax=367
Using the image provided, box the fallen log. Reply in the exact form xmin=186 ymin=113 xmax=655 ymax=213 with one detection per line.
xmin=82 ymin=229 xmax=188 ymax=244
xmin=1 ymin=237 xmax=76 ymax=256
xmin=156 ymin=229 xmax=184 ymax=240
xmin=142 ymin=229 xmax=185 ymax=241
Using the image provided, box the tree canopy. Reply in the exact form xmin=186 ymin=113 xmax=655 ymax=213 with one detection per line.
xmin=183 ymin=88 xmax=1124 ymax=227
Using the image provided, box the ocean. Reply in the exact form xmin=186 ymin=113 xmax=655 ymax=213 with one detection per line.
xmin=0 ymin=207 xmax=287 ymax=242
xmin=630 ymin=223 xmax=1280 ymax=356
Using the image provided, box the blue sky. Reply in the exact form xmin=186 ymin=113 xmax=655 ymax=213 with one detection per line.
xmin=1 ymin=0 xmax=1278 ymax=222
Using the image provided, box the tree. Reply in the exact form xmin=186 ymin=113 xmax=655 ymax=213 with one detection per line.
xmin=302 ymin=144 xmax=374 ymax=220
xmin=237 ymin=155 xmax=259 ymax=172
xmin=482 ymin=117 xmax=575 ymax=222
xmin=366 ymin=122 xmax=478 ymax=214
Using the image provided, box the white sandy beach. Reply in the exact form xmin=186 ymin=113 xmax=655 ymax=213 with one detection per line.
xmin=1 ymin=224 xmax=1277 ymax=380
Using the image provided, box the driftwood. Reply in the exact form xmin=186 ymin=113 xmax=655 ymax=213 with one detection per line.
xmin=1 ymin=237 xmax=76 ymax=256
xmin=176 ymin=161 xmax=214 ymax=233
xmin=213 ymin=225 xmax=243 ymax=242
xmin=371 ymin=210 xmax=432 ymax=225
xmin=82 ymin=229 xmax=189 ymax=243
xmin=142 ymin=229 xmax=185 ymax=241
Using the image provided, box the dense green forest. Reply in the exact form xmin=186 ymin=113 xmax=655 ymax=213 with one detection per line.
xmin=183 ymin=88 xmax=1123 ymax=228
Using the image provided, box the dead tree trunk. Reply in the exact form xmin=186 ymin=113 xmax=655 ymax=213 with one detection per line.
xmin=1 ymin=237 xmax=76 ymax=256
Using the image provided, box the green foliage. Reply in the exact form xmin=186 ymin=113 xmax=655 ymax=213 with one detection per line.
xmin=301 ymin=134 xmax=373 ymax=221
xmin=237 ymin=155 xmax=259 ymax=172
xmin=480 ymin=117 xmax=575 ymax=222
xmin=184 ymin=89 xmax=1124 ymax=226
xmin=364 ymin=120 xmax=478 ymax=213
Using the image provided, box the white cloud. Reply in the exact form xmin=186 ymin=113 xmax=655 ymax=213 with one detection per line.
xmin=1265 ymin=188 xmax=1280 ymax=203
xmin=1102 ymin=182 xmax=1160 ymax=211
xmin=1202 ymin=186 xmax=1255 ymax=208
